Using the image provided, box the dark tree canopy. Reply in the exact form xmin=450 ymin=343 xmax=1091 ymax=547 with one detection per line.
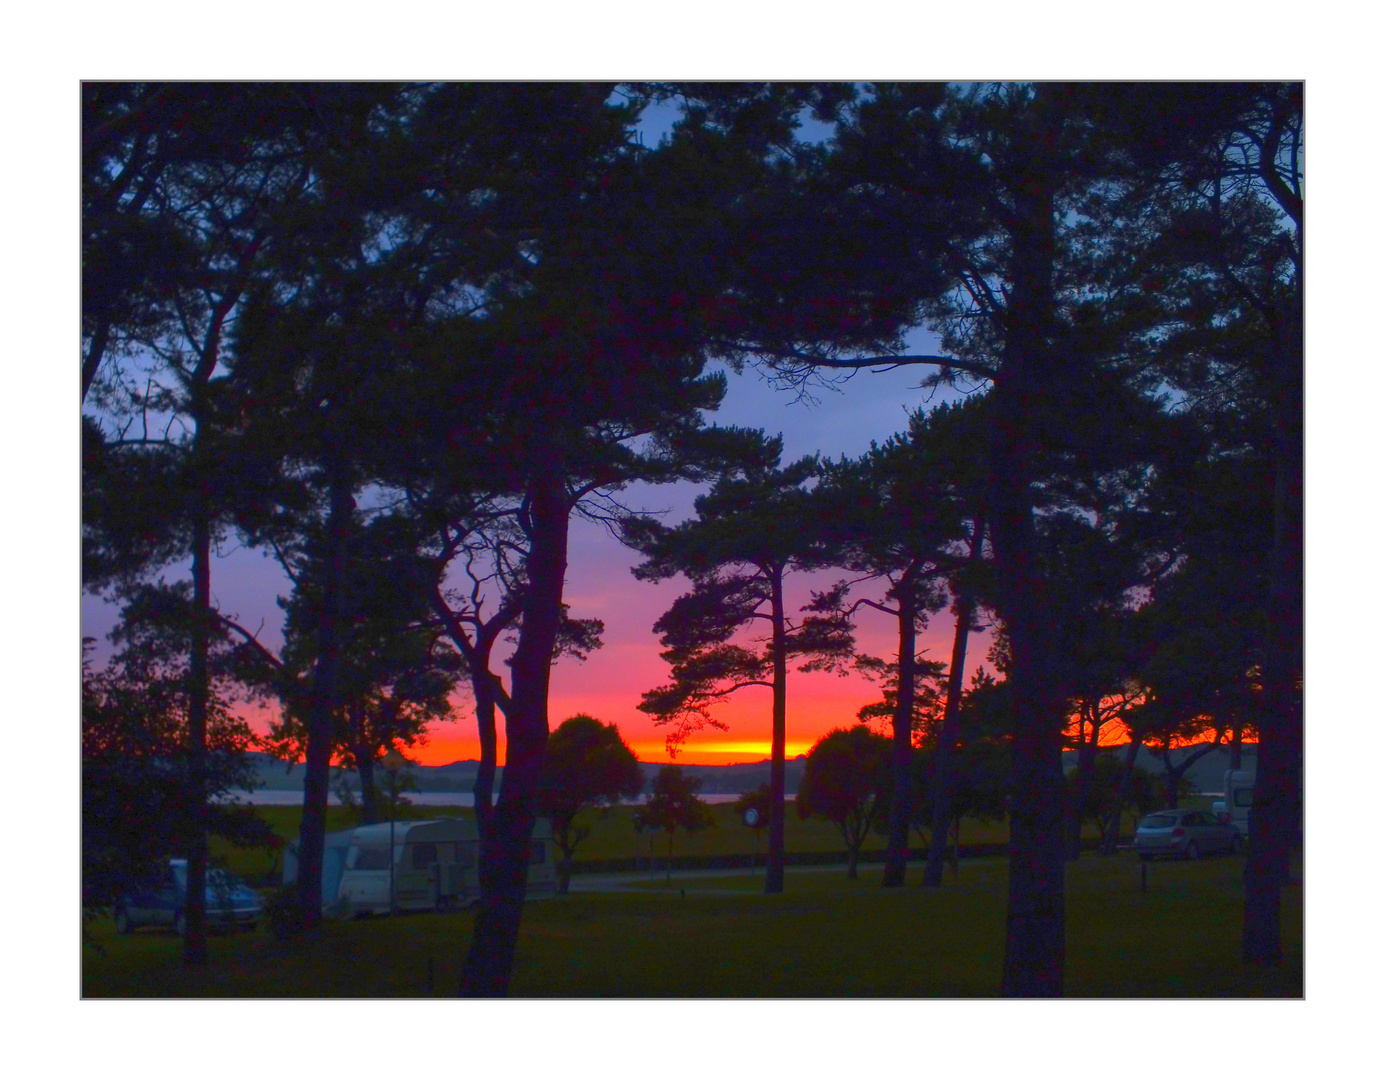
xmin=539 ymin=715 xmax=644 ymax=893
xmin=795 ymin=726 xmax=892 ymax=879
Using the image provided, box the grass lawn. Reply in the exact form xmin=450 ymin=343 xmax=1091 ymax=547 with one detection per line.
xmin=212 ymin=801 xmax=1166 ymax=883
xmin=83 ymin=851 xmax=1301 ymax=998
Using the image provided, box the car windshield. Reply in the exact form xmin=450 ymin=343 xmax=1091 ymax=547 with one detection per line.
xmin=207 ymin=870 xmax=236 ymax=888
xmin=1140 ymin=813 xmax=1179 ymax=829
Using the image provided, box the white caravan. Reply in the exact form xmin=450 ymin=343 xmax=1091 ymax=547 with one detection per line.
xmin=284 ymin=817 xmax=558 ymax=917
xmin=1213 ymin=769 xmax=1256 ymax=842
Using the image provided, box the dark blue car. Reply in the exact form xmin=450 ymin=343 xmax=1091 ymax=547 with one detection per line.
xmin=114 ymin=859 xmax=264 ymax=934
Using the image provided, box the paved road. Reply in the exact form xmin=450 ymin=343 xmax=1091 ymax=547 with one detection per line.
xmin=565 ymin=860 xmax=1006 ymax=895
xmin=568 ymin=864 xmax=863 ymax=894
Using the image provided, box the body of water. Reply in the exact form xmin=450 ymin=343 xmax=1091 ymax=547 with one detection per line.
xmin=223 ymin=790 xmax=750 ymax=807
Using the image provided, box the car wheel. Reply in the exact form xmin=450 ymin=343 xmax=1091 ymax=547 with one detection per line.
xmin=173 ymin=909 xmax=187 ymax=936
xmin=1185 ymin=842 xmax=1200 ymax=861
xmin=114 ymin=906 xmax=132 ymax=934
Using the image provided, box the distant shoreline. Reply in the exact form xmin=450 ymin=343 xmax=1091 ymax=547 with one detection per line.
xmin=220 ymin=789 xmax=748 ymax=807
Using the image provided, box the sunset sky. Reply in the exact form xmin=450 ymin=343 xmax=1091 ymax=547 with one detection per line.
xmin=80 ymin=338 xmax=995 ymax=767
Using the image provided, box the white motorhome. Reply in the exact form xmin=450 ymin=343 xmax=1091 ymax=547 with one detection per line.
xmin=284 ymin=817 xmax=557 ymax=917
xmin=1213 ymin=769 xmax=1256 ymax=841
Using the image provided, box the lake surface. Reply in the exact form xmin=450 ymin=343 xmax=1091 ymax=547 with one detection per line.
xmin=223 ymin=790 xmax=747 ymax=807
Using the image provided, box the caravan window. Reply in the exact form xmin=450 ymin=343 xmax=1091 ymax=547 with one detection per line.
xmin=411 ymin=843 xmax=438 ymax=870
xmin=1233 ymin=788 xmax=1254 ymax=808
xmin=351 ymin=846 xmax=391 ymax=870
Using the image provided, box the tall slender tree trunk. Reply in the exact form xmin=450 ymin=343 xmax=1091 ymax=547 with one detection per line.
xmin=460 ymin=473 xmax=569 ymax=997
xmin=183 ymin=500 xmax=211 ymax=966
xmin=881 ymin=585 xmax=917 ymax=887
xmin=1101 ymin=732 xmax=1144 ymax=855
xmin=1066 ymin=709 xmax=1099 ymax=862
xmin=765 ymin=565 xmax=788 ymax=895
xmin=295 ymin=454 xmax=354 ymax=928
xmin=180 ymin=293 xmax=238 ymax=966
xmin=355 ymin=736 xmax=379 ymax=824
xmin=924 ymin=521 xmax=982 ymax=888
xmin=1243 ymin=332 xmax=1303 ymax=966
xmin=998 ymin=90 xmax=1066 ymax=996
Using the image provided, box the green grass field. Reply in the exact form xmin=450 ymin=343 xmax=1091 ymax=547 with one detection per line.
xmin=84 ymin=851 xmax=1301 ymax=998
xmin=210 ymin=800 xmax=1165 ymax=883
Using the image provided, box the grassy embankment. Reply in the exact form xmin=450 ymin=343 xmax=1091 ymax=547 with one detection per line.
xmin=83 ymin=852 xmax=1301 ymax=997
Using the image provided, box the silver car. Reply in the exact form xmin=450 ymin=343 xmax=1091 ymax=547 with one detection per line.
xmin=115 ymin=859 xmax=264 ymax=934
xmin=1134 ymin=809 xmax=1239 ymax=861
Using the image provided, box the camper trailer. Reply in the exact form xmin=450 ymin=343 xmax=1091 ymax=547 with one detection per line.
xmin=1215 ymin=770 xmax=1256 ymax=841
xmin=282 ymin=827 xmax=356 ymax=918
xmin=284 ymin=817 xmax=557 ymax=917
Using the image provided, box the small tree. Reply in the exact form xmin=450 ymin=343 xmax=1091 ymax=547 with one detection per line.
xmin=633 ymin=766 xmax=714 ymax=881
xmin=539 ymin=715 xmax=645 ymax=894
xmin=1067 ymin=753 xmax=1161 ymax=853
xmin=795 ymin=727 xmax=892 ymax=879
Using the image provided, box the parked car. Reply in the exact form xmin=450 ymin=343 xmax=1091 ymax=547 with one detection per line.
xmin=1134 ymin=809 xmax=1240 ymax=861
xmin=114 ymin=859 xmax=264 ymax=934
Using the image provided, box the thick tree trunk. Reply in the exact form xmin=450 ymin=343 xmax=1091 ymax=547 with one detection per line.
xmin=1243 ymin=357 xmax=1303 ymax=966
xmin=1003 ymin=710 xmax=1067 ymax=997
xmin=992 ymin=428 xmax=1067 ymax=995
xmin=923 ymin=521 xmax=981 ymax=888
xmin=460 ymin=473 xmax=568 ymax=997
xmin=295 ymin=456 xmax=354 ymax=929
xmin=765 ymin=566 xmax=788 ymax=894
xmin=472 ymin=672 xmax=499 ymax=848
xmin=881 ymin=589 xmax=917 ymax=887
xmin=998 ymin=91 xmax=1066 ymax=996
xmin=183 ymin=504 xmax=211 ymax=967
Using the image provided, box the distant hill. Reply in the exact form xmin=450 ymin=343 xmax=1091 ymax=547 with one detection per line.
xmin=246 ymin=743 xmax=1252 ymax=798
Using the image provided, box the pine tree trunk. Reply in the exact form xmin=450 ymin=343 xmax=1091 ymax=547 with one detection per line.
xmin=460 ymin=472 xmax=568 ymax=997
xmin=296 ymin=455 xmax=353 ymax=929
xmin=1243 ymin=351 xmax=1303 ymax=966
xmin=881 ymin=588 xmax=917 ymax=887
xmin=923 ymin=521 xmax=981 ymax=888
xmin=997 ymin=90 xmax=1066 ymax=996
xmin=993 ymin=435 xmax=1067 ymax=996
xmin=765 ymin=565 xmax=788 ymax=895
xmin=472 ymin=672 xmax=499 ymax=849
xmin=356 ymin=745 xmax=378 ymax=825
xmin=183 ymin=503 xmax=210 ymax=967
xmin=1003 ymin=715 xmax=1067 ymax=996
xmin=1067 ymin=713 xmax=1099 ymax=862
xmin=1101 ymin=735 xmax=1143 ymax=855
